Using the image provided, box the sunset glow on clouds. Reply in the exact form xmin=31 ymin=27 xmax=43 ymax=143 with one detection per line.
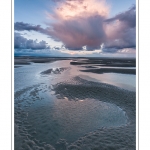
xmin=52 ymin=0 xmax=110 ymax=19
xmin=46 ymin=0 xmax=110 ymax=50
xmin=14 ymin=0 xmax=136 ymax=56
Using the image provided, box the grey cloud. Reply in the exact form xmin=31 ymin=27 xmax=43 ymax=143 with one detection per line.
xmin=48 ymin=15 xmax=107 ymax=50
xmin=15 ymin=22 xmax=42 ymax=31
xmin=105 ymin=5 xmax=136 ymax=28
xmin=14 ymin=5 xmax=136 ymax=52
xmin=14 ymin=32 xmax=50 ymax=49
xmin=103 ymin=6 xmax=136 ymax=52
xmin=103 ymin=28 xmax=136 ymax=52
xmin=14 ymin=22 xmax=51 ymax=36
xmin=15 ymin=14 xmax=106 ymax=51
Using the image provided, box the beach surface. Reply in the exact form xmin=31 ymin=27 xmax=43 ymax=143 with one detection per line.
xmin=14 ymin=57 xmax=136 ymax=150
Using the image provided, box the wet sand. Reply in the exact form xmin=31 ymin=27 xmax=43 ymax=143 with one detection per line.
xmin=53 ymin=77 xmax=136 ymax=150
xmin=71 ymin=58 xmax=136 ymax=75
xmin=14 ymin=56 xmax=70 ymax=65
xmin=14 ymin=57 xmax=136 ymax=150
xmin=80 ymin=68 xmax=136 ymax=75
xmin=70 ymin=57 xmax=136 ymax=67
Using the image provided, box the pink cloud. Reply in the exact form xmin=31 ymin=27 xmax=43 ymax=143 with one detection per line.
xmin=46 ymin=0 xmax=110 ymax=50
xmin=14 ymin=1 xmax=136 ymax=52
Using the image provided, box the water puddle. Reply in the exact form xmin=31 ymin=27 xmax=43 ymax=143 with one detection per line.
xmin=19 ymin=88 xmax=128 ymax=145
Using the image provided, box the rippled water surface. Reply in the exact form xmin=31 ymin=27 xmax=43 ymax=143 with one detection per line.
xmin=14 ymin=59 xmax=135 ymax=149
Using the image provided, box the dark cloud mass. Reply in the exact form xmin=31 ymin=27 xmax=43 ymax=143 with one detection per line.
xmin=14 ymin=22 xmax=42 ymax=31
xmin=14 ymin=2 xmax=136 ymax=52
xmin=14 ymin=32 xmax=50 ymax=49
xmin=103 ymin=27 xmax=136 ymax=52
xmin=14 ymin=16 xmax=106 ymax=50
xmin=105 ymin=5 xmax=136 ymax=28
xmin=103 ymin=6 xmax=136 ymax=52
xmin=14 ymin=22 xmax=50 ymax=35
xmin=49 ymin=15 xmax=107 ymax=50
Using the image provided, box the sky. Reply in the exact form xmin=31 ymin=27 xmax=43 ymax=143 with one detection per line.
xmin=14 ymin=0 xmax=136 ymax=57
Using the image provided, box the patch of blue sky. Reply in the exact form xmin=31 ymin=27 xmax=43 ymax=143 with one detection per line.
xmin=106 ymin=0 xmax=136 ymax=17
xmin=15 ymin=0 xmax=56 ymax=27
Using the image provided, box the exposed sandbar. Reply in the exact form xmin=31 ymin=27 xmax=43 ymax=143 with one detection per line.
xmin=14 ymin=56 xmax=70 ymax=66
xmin=41 ymin=67 xmax=68 ymax=75
xmin=70 ymin=58 xmax=136 ymax=67
xmin=80 ymin=68 xmax=136 ymax=75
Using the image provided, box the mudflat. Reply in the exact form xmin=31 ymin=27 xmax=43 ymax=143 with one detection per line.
xmin=14 ymin=57 xmax=136 ymax=150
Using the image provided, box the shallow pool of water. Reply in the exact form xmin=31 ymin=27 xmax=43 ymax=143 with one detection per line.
xmin=15 ymin=85 xmax=128 ymax=145
xmin=14 ymin=59 xmax=135 ymax=148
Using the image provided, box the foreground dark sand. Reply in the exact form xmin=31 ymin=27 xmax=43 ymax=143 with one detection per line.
xmin=14 ymin=57 xmax=136 ymax=150
xmin=53 ymin=77 xmax=136 ymax=150
xmin=15 ymin=79 xmax=135 ymax=150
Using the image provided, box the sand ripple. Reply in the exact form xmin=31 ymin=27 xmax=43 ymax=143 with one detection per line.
xmin=15 ymin=77 xmax=135 ymax=150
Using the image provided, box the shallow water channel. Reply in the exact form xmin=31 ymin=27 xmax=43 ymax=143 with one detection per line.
xmin=14 ymin=59 xmax=135 ymax=148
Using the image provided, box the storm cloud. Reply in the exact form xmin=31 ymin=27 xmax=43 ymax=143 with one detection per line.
xmin=14 ymin=22 xmax=50 ymax=36
xmin=103 ymin=5 xmax=136 ymax=52
xmin=14 ymin=32 xmax=50 ymax=49
xmin=14 ymin=0 xmax=136 ymax=52
xmin=105 ymin=5 xmax=136 ymax=28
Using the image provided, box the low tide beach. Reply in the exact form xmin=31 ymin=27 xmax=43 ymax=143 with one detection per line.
xmin=14 ymin=57 xmax=136 ymax=150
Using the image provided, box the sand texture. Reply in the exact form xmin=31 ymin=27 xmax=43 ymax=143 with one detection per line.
xmin=15 ymin=77 xmax=135 ymax=150
xmin=14 ymin=58 xmax=136 ymax=150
